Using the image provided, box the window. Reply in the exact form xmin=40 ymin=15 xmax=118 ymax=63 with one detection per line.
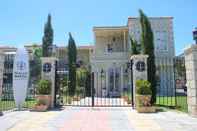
xmin=155 ymin=31 xmax=168 ymax=51
xmin=107 ymin=44 xmax=112 ymax=53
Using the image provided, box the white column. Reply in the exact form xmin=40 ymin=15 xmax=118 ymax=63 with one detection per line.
xmin=113 ymin=68 xmax=115 ymax=92
xmin=97 ymin=69 xmax=101 ymax=97
xmin=94 ymin=70 xmax=97 ymax=96
xmin=121 ymin=66 xmax=124 ymax=93
xmin=123 ymin=31 xmax=126 ymax=51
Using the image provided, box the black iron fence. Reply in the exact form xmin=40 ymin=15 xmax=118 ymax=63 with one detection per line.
xmin=0 ymin=56 xmax=188 ymax=112
xmin=155 ymin=57 xmax=187 ymax=112
xmin=0 ymin=84 xmax=36 ymax=112
xmin=174 ymin=57 xmax=187 ymax=112
xmin=0 ymin=58 xmax=37 ymax=112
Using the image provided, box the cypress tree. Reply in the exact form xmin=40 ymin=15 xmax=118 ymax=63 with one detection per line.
xmin=42 ymin=14 xmax=53 ymax=57
xmin=139 ymin=9 xmax=156 ymax=104
xmin=130 ymin=36 xmax=140 ymax=55
xmin=68 ymin=33 xmax=77 ymax=96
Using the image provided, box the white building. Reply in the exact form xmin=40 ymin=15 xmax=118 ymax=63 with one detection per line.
xmin=90 ymin=17 xmax=175 ymax=97
xmin=0 ymin=17 xmax=175 ymax=98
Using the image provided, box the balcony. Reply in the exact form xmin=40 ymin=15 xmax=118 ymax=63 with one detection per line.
xmin=90 ymin=52 xmax=129 ymax=61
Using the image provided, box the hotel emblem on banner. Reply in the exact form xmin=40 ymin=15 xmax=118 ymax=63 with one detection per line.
xmin=16 ymin=61 xmax=26 ymax=71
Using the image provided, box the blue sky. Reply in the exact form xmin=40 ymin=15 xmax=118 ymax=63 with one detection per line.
xmin=0 ymin=0 xmax=196 ymax=55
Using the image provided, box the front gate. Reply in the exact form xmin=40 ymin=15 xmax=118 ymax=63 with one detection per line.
xmin=174 ymin=57 xmax=187 ymax=111
xmin=55 ymin=67 xmax=133 ymax=107
xmin=155 ymin=57 xmax=187 ymax=112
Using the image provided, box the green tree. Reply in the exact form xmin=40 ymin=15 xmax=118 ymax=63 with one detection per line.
xmin=130 ymin=36 xmax=140 ymax=55
xmin=30 ymin=44 xmax=42 ymax=83
xmin=76 ymin=67 xmax=91 ymax=96
xmin=139 ymin=9 xmax=156 ymax=104
xmin=33 ymin=45 xmax=42 ymax=58
xmin=42 ymin=14 xmax=53 ymax=57
xmin=68 ymin=33 xmax=77 ymax=96
xmin=85 ymin=70 xmax=91 ymax=97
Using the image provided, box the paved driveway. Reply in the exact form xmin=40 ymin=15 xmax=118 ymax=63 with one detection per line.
xmin=0 ymin=107 xmax=197 ymax=131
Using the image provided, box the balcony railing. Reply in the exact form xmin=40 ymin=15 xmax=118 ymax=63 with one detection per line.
xmin=90 ymin=52 xmax=129 ymax=61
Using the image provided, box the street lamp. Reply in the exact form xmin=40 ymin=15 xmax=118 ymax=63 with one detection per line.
xmin=127 ymin=61 xmax=133 ymax=70
xmin=127 ymin=60 xmax=134 ymax=108
xmin=193 ymin=27 xmax=197 ymax=44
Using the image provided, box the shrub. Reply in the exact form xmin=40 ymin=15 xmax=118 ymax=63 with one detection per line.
xmin=62 ymin=76 xmax=68 ymax=87
xmin=75 ymin=86 xmax=84 ymax=96
xmin=36 ymin=80 xmax=51 ymax=95
xmin=136 ymin=80 xmax=152 ymax=95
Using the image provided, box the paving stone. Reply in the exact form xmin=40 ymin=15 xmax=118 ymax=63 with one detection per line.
xmin=1 ymin=107 xmax=197 ymax=131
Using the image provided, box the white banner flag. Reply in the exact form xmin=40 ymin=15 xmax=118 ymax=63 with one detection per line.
xmin=13 ymin=47 xmax=29 ymax=109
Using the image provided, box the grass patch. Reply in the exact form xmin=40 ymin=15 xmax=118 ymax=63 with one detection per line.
xmin=175 ymin=96 xmax=188 ymax=112
xmin=156 ymin=96 xmax=188 ymax=112
xmin=122 ymin=92 xmax=188 ymax=112
xmin=156 ymin=96 xmax=176 ymax=106
xmin=0 ymin=99 xmax=36 ymax=111
xmin=0 ymin=100 xmax=15 ymax=111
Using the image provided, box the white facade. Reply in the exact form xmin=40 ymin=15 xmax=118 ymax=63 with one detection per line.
xmin=128 ymin=17 xmax=175 ymax=57
xmin=0 ymin=17 xmax=175 ymax=98
xmin=90 ymin=17 xmax=175 ymax=97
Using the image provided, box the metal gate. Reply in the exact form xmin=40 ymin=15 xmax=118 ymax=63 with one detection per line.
xmin=174 ymin=57 xmax=187 ymax=112
xmin=55 ymin=66 xmax=133 ymax=107
xmin=156 ymin=56 xmax=187 ymax=112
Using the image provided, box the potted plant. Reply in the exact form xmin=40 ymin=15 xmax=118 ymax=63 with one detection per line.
xmin=127 ymin=97 xmax=132 ymax=104
xmin=135 ymin=80 xmax=155 ymax=113
xmin=34 ymin=79 xmax=51 ymax=111
xmin=33 ymin=99 xmax=48 ymax=111
xmin=122 ymin=94 xmax=129 ymax=103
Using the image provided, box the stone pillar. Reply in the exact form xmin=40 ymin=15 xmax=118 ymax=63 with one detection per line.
xmin=130 ymin=55 xmax=148 ymax=106
xmin=123 ymin=31 xmax=126 ymax=51
xmin=41 ymin=57 xmax=57 ymax=108
xmin=184 ymin=45 xmax=197 ymax=117
xmin=113 ymin=68 xmax=116 ymax=93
